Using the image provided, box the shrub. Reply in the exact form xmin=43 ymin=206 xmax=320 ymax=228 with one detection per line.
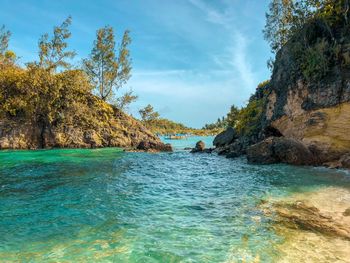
xmin=301 ymin=39 xmax=329 ymax=81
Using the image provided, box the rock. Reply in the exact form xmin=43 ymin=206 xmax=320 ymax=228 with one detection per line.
xmin=137 ymin=140 xmax=150 ymax=151
xmin=138 ymin=140 xmax=172 ymax=152
xmin=246 ymin=137 xmax=277 ymax=164
xmin=247 ymin=137 xmax=315 ymax=165
xmin=343 ymin=208 xmax=350 ymax=217
xmin=213 ymin=127 xmax=238 ymax=147
xmin=190 ymin=140 xmax=205 ymax=153
xmin=266 ymin=201 xmax=350 ymax=240
xmin=0 ymin=93 xmax=171 ymax=152
xmin=226 ymin=141 xmax=245 ymax=158
xmin=212 ymin=145 xmax=230 ymax=155
xmin=340 ymin=154 xmax=350 ymax=169
xmin=273 ymin=137 xmax=315 ymax=165
xmin=158 ymin=143 xmax=173 ymax=152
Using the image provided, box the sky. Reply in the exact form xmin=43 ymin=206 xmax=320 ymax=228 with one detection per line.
xmin=0 ymin=0 xmax=271 ymax=128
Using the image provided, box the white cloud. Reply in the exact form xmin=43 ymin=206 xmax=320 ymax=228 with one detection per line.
xmin=230 ymin=32 xmax=256 ymax=93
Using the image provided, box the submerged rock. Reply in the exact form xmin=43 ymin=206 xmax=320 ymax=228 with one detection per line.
xmin=261 ymin=187 xmax=350 ymax=243
xmin=213 ymin=127 xmax=237 ymax=147
xmin=271 ymin=201 xmax=350 ymax=240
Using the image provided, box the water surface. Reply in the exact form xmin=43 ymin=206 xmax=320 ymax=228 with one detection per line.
xmin=1 ymin=138 xmax=350 ymax=262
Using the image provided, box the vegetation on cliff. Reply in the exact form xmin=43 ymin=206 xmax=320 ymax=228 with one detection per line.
xmin=0 ymin=18 xmax=169 ymax=151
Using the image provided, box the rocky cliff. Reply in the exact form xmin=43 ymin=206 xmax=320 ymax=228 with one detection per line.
xmin=215 ymin=18 xmax=350 ymax=168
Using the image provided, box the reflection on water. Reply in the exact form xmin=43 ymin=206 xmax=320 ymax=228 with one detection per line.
xmin=0 ymin=142 xmax=350 ymax=262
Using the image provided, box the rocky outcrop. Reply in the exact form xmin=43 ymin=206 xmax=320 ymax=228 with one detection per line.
xmin=0 ymin=106 xmax=171 ymax=152
xmin=212 ymin=19 xmax=350 ymax=168
xmin=247 ymin=137 xmax=316 ymax=165
xmin=213 ymin=127 xmax=237 ymax=147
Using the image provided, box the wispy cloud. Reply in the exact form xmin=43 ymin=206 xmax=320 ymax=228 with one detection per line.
xmin=188 ymin=0 xmax=232 ymax=27
xmin=230 ymin=32 xmax=256 ymax=94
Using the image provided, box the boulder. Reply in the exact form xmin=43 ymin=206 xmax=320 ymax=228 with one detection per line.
xmin=137 ymin=140 xmax=172 ymax=152
xmin=274 ymin=137 xmax=315 ymax=165
xmin=247 ymin=137 xmax=315 ymax=165
xmin=213 ymin=127 xmax=238 ymax=147
xmin=191 ymin=140 xmax=205 ymax=153
xmin=246 ymin=137 xmax=277 ymax=164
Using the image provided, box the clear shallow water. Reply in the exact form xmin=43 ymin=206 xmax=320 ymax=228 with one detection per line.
xmin=161 ymin=135 xmax=214 ymax=150
xmin=1 ymin=139 xmax=350 ymax=262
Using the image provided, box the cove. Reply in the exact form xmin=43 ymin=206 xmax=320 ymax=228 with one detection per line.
xmin=0 ymin=137 xmax=350 ymax=262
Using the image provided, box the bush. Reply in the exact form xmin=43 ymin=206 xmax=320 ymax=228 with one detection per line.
xmin=235 ymin=99 xmax=264 ymax=137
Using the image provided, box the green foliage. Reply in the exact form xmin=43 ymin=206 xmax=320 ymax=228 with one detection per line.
xmin=264 ymin=0 xmax=320 ymax=53
xmin=139 ymin=104 xmax=160 ymax=122
xmin=0 ymin=25 xmax=10 ymax=55
xmin=146 ymin=118 xmax=215 ymax=136
xmin=235 ymin=99 xmax=264 ymax=137
xmin=115 ymin=89 xmax=138 ymax=111
xmin=83 ymin=27 xmax=132 ymax=102
xmin=37 ymin=17 xmax=76 ymax=71
xmin=264 ymin=0 xmax=350 ymax=54
xmin=301 ymin=39 xmax=330 ymax=81
xmin=257 ymin=80 xmax=270 ymax=89
xmin=0 ymin=25 xmax=17 ymax=66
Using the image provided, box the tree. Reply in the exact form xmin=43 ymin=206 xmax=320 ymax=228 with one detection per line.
xmin=0 ymin=25 xmax=16 ymax=66
xmin=139 ymin=104 xmax=159 ymax=122
xmin=0 ymin=25 xmax=10 ymax=56
xmin=37 ymin=16 xmax=76 ymax=71
xmin=83 ymin=27 xmax=132 ymax=102
xmin=115 ymin=89 xmax=138 ymax=111
xmin=226 ymin=105 xmax=239 ymax=127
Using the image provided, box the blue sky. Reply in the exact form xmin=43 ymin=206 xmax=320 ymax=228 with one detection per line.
xmin=0 ymin=0 xmax=271 ymax=128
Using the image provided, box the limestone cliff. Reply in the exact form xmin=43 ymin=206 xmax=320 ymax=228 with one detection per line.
xmin=216 ymin=18 xmax=350 ymax=168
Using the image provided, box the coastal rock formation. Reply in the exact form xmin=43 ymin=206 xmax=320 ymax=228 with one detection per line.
xmin=0 ymin=96 xmax=171 ymax=152
xmin=213 ymin=127 xmax=237 ymax=147
xmin=213 ymin=18 xmax=350 ymax=168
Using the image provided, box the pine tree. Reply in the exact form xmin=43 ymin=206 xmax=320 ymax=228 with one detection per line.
xmin=83 ymin=27 xmax=132 ymax=102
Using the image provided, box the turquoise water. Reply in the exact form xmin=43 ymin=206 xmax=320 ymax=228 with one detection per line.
xmin=161 ymin=136 xmax=214 ymax=150
xmin=1 ymin=138 xmax=350 ymax=262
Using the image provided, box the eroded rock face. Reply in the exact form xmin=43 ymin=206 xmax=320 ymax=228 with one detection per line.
xmin=247 ymin=137 xmax=315 ymax=165
xmin=213 ymin=127 xmax=238 ymax=147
